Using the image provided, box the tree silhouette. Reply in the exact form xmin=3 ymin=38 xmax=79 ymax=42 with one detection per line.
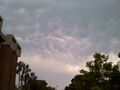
xmin=16 ymin=61 xmax=55 ymax=90
xmin=30 ymin=80 xmax=55 ymax=90
xmin=65 ymin=52 xmax=120 ymax=90
xmin=16 ymin=61 xmax=36 ymax=90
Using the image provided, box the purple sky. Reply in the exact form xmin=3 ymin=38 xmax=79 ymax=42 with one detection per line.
xmin=0 ymin=0 xmax=120 ymax=90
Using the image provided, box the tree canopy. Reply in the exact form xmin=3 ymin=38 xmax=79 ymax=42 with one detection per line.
xmin=65 ymin=52 xmax=120 ymax=90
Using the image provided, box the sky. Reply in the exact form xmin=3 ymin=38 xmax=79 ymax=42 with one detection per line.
xmin=0 ymin=0 xmax=120 ymax=90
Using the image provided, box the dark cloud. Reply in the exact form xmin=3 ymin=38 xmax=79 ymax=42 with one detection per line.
xmin=0 ymin=0 xmax=120 ymax=89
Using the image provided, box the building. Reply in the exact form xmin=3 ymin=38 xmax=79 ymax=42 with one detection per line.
xmin=0 ymin=16 xmax=21 ymax=90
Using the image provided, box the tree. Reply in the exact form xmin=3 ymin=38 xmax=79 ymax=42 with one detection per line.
xmin=16 ymin=61 xmax=37 ymax=90
xmin=30 ymin=80 xmax=55 ymax=90
xmin=65 ymin=52 xmax=120 ymax=90
xmin=16 ymin=61 xmax=55 ymax=90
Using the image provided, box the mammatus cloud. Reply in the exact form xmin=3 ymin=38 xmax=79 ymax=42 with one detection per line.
xmin=1 ymin=0 xmax=120 ymax=90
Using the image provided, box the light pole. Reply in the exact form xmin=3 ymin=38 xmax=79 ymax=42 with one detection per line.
xmin=0 ymin=16 xmax=3 ymax=31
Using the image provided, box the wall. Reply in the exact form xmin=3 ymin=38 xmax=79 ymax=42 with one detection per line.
xmin=0 ymin=45 xmax=18 ymax=90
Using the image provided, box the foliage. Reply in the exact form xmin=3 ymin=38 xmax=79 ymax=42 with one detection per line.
xmin=65 ymin=52 xmax=120 ymax=90
xmin=30 ymin=80 xmax=55 ymax=90
xmin=16 ymin=61 xmax=37 ymax=90
xmin=16 ymin=61 xmax=55 ymax=90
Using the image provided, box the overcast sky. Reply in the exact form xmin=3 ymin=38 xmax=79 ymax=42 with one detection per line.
xmin=0 ymin=0 xmax=120 ymax=90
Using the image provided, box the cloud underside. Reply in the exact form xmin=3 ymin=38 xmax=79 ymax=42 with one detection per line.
xmin=1 ymin=0 xmax=120 ymax=89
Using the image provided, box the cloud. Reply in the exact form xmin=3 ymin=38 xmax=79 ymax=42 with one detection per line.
xmin=20 ymin=54 xmax=79 ymax=74
xmin=19 ymin=51 xmax=92 ymax=90
xmin=15 ymin=36 xmax=24 ymax=43
xmin=1 ymin=0 xmax=120 ymax=90
xmin=108 ymin=52 xmax=120 ymax=64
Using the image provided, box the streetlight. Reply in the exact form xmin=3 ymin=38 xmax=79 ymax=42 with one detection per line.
xmin=0 ymin=16 xmax=3 ymax=31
